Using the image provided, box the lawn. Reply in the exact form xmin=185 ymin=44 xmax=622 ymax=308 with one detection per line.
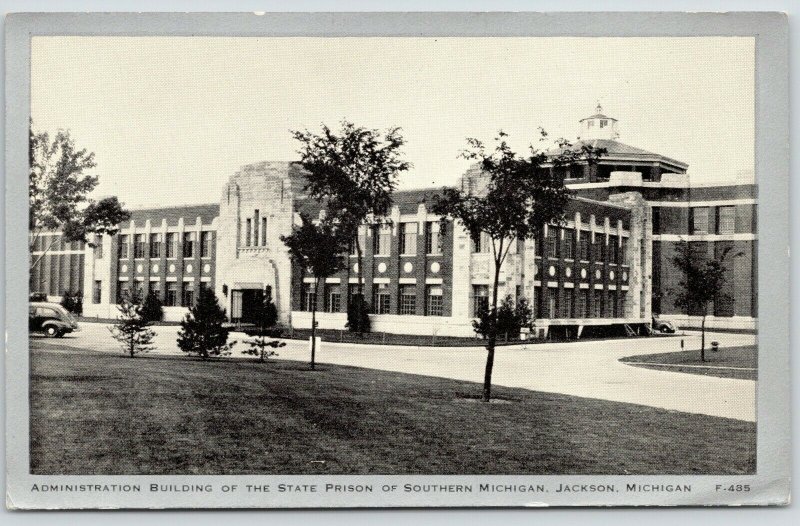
xmin=30 ymin=341 xmax=755 ymax=475
xmin=620 ymin=346 xmax=757 ymax=380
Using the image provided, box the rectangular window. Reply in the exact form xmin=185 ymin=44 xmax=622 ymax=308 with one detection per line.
xmin=245 ymin=218 xmax=252 ymax=247
xmin=134 ymin=234 xmax=146 ymax=259
xmin=594 ymin=236 xmax=606 ymax=262
xmin=691 ymin=207 xmax=709 ymax=234
xmin=611 ymin=293 xmax=618 ymax=318
xmin=620 ymin=238 xmax=628 ymax=263
xmin=425 ymin=221 xmax=441 ymax=255
xmin=165 ymin=281 xmax=177 ymax=307
xmin=348 ymin=283 xmax=363 ymax=304
xmin=166 ymin=233 xmax=177 ymax=258
xmin=149 ymin=233 xmax=162 ymax=258
xmin=593 ymin=290 xmax=603 ymax=318
xmin=182 ymin=281 xmax=194 ymax=307
xmin=94 ymin=234 xmax=104 ymax=259
xmin=183 ymin=232 xmax=195 ymax=258
xmin=609 ymin=235 xmax=618 ymax=263
xmin=473 ymin=232 xmax=491 ymax=254
xmin=399 ymin=284 xmax=416 ymax=315
xmin=253 ymin=210 xmax=260 ymax=246
xmin=261 ymin=217 xmax=268 ymax=246
xmin=117 ymin=234 xmax=129 ymax=259
xmin=562 ymin=289 xmax=574 ymax=318
xmin=325 ymin=284 xmax=341 ymax=313
xmin=302 ymin=284 xmax=317 ymax=312
xmin=547 ymin=228 xmax=558 ymax=258
xmin=472 ymin=285 xmax=489 ymax=317
xmin=579 ymin=235 xmax=590 ymax=261
xmin=116 ymin=280 xmax=130 ymax=304
xmin=373 ymin=225 xmax=391 ymax=256
xmin=201 ymin=231 xmax=212 ymax=258
xmin=578 ymin=289 xmax=590 ymax=318
xmin=652 ymin=206 xmax=661 ymax=234
xmin=351 ymin=228 xmax=367 ymax=256
xmin=717 ymin=206 xmax=736 ymax=234
xmin=400 ymin=222 xmax=417 ymax=255
xmin=547 ymin=288 xmax=558 ymax=319
xmin=151 ymin=281 xmax=161 ymax=301
xmin=93 ymin=280 xmax=102 ymax=304
xmin=619 ymin=295 xmax=626 ymax=317
xmin=133 ymin=280 xmax=145 ymax=302
xmin=425 ymin=286 xmax=443 ymax=316
xmin=373 ymin=283 xmax=391 ymax=314
xmin=563 ymin=229 xmax=574 ymax=259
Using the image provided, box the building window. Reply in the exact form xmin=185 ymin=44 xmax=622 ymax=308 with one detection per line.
xmin=253 ymin=210 xmax=260 ymax=246
xmin=594 ymin=236 xmax=606 ymax=262
xmin=579 ymin=235 xmax=590 ymax=261
xmin=473 ymin=232 xmax=491 ymax=254
xmin=600 ymin=119 xmax=608 ymax=128
xmin=93 ymin=234 xmax=103 ymax=259
xmin=691 ymin=207 xmax=709 ymax=234
xmin=426 ymin=221 xmax=442 ymax=255
xmin=183 ymin=232 xmax=195 ymax=258
xmin=578 ymin=289 xmax=590 ymax=317
xmin=620 ymin=238 xmax=628 ymax=263
xmin=151 ymin=281 xmax=161 ymax=301
xmin=182 ymin=281 xmax=194 ymax=307
xmin=593 ymin=290 xmax=603 ymax=318
xmin=546 ymin=228 xmax=558 ymax=258
xmin=325 ymin=284 xmax=341 ymax=313
xmin=133 ymin=280 xmax=145 ymax=301
xmin=426 ymin=286 xmax=443 ymax=316
xmin=619 ymin=295 xmax=626 ymax=317
xmin=201 ymin=231 xmax=212 ymax=258
xmin=150 ymin=233 xmax=162 ymax=258
xmin=302 ymin=284 xmax=317 ymax=312
xmin=134 ymin=234 xmax=146 ymax=259
xmin=116 ymin=280 xmax=130 ymax=304
xmin=373 ymin=224 xmax=391 ymax=256
xmin=611 ymin=293 xmax=618 ymax=318
xmin=399 ymin=284 xmax=416 ymax=315
xmin=351 ymin=228 xmax=367 ymax=256
xmin=373 ymin=283 xmax=391 ymax=314
xmin=261 ymin=217 xmax=268 ymax=246
xmin=117 ymin=234 xmax=129 ymax=259
xmin=717 ymin=206 xmax=735 ymax=234
xmin=400 ymin=222 xmax=417 ymax=255
xmin=166 ymin=233 xmax=177 ymax=258
xmin=563 ymin=229 xmax=574 ymax=259
xmin=547 ymin=288 xmax=558 ymax=319
xmin=652 ymin=207 xmax=661 ymax=234
xmin=472 ymin=285 xmax=489 ymax=317
xmin=609 ymin=235 xmax=618 ymax=263
xmin=165 ymin=281 xmax=178 ymax=307
xmin=93 ymin=280 xmax=102 ymax=304
xmin=562 ymin=289 xmax=574 ymax=318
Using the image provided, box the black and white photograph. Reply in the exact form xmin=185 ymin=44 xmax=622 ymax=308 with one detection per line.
xmin=4 ymin=11 xmax=790 ymax=509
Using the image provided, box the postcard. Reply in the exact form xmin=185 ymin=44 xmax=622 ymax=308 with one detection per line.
xmin=4 ymin=11 xmax=789 ymax=509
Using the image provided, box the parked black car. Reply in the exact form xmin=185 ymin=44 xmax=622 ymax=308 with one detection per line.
xmin=29 ymin=302 xmax=79 ymax=337
xmin=652 ymin=316 xmax=676 ymax=334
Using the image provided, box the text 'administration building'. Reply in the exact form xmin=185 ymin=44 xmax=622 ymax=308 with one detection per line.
xmin=35 ymin=107 xmax=757 ymax=335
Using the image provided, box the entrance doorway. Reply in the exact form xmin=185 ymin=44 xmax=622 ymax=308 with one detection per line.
xmin=231 ymin=288 xmax=266 ymax=324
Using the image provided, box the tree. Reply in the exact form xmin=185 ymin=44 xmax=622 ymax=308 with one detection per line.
xmin=671 ymin=242 xmax=736 ymax=362
xmin=177 ymin=287 xmax=235 ymax=360
xmin=280 ymin=214 xmax=348 ymax=369
xmin=473 ymin=295 xmax=533 ymax=341
xmin=241 ymin=288 xmax=285 ymax=363
xmin=108 ymin=294 xmax=155 ymax=358
xmin=346 ymin=295 xmax=371 ymax=335
xmin=433 ymin=130 xmax=604 ymax=401
xmin=140 ymin=291 xmax=164 ymax=323
xmin=291 ymin=120 xmax=410 ymax=333
xmin=60 ymin=289 xmax=83 ymax=315
xmin=29 ymin=124 xmax=130 ymax=271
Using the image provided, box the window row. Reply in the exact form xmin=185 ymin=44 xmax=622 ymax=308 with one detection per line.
xmin=117 ymin=231 xmax=213 ymax=260
xmin=472 ymin=227 xmax=627 ymax=263
xmin=469 ymin=284 xmax=626 ymax=319
xmin=299 ymin=283 xmax=444 ymax=316
xmin=689 ymin=206 xmax=737 ymax=235
xmin=243 ymin=209 xmax=269 ymax=247
xmin=114 ymin=279 xmax=209 ymax=307
xmin=352 ymin=221 xmax=443 ymax=257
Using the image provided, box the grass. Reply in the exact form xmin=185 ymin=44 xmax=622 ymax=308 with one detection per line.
xmin=30 ymin=340 xmax=755 ymax=475
xmin=620 ymin=346 xmax=757 ymax=380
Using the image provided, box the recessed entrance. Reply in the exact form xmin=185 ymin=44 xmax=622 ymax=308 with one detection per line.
xmin=230 ymin=285 xmax=266 ymax=324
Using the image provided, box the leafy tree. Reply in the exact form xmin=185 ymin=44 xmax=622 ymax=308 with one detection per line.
xmin=140 ymin=291 xmax=164 ymax=323
xmin=241 ymin=287 xmax=285 ymax=363
xmin=515 ymin=297 xmax=534 ymax=331
xmin=433 ymin=130 xmax=604 ymax=401
xmin=177 ymin=287 xmax=235 ymax=360
xmin=60 ymin=289 xmax=83 ymax=315
xmin=291 ymin=120 xmax=410 ymax=333
xmin=281 ymin=214 xmax=348 ymax=369
xmin=473 ymin=295 xmax=534 ymax=340
xmin=671 ymin=242 xmax=737 ymax=362
xmin=346 ymin=294 xmax=371 ymax=335
xmin=29 ymin=124 xmax=130 ymax=271
xmin=108 ymin=294 xmax=155 ymax=358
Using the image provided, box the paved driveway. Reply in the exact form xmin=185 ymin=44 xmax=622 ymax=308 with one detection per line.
xmin=47 ymin=322 xmax=757 ymax=422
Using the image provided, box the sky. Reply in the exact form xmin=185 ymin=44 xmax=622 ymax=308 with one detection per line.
xmin=31 ymin=36 xmax=754 ymax=209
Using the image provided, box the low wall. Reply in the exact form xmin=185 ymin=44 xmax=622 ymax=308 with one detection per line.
xmin=660 ymin=314 xmax=757 ymax=332
xmin=290 ymin=311 xmax=477 ymax=338
xmin=82 ymin=303 xmax=189 ymax=323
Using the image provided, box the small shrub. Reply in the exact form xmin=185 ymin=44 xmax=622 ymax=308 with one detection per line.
xmin=108 ymin=295 xmax=155 ymax=358
xmin=60 ymin=290 xmax=83 ymax=315
xmin=140 ymin=291 xmax=164 ymax=323
xmin=346 ymin=295 xmax=371 ymax=334
xmin=177 ymin=288 xmax=235 ymax=360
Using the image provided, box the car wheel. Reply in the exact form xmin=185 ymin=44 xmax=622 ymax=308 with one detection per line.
xmin=44 ymin=326 xmax=60 ymax=338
